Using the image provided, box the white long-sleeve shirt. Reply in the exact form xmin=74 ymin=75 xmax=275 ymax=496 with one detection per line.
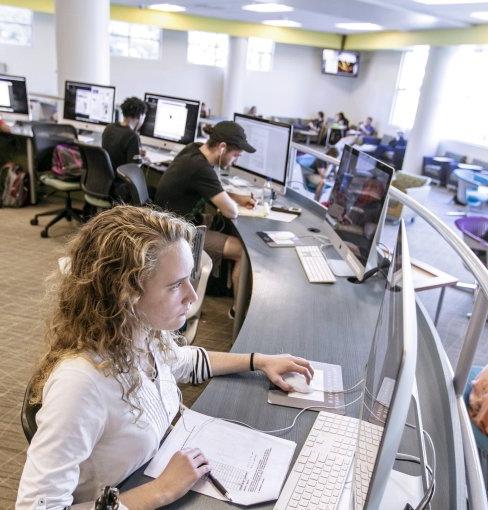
xmin=16 ymin=340 xmax=212 ymax=510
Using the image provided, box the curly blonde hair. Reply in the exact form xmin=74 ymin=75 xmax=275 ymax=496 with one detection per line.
xmin=30 ymin=205 xmax=195 ymax=412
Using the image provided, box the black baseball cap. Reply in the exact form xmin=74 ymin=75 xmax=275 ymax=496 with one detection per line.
xmin=211 ymin=121 xmax=256 ymax=153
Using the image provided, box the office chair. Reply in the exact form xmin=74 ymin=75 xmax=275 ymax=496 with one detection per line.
xmin=30 ymin=123 xmax=84 ymax=238
xmin=116 ymin=163 xmax=150 ymax=206
xmin=21 ymin=376 xmax=41 ymax=443
xmin=184 ymin=226 xmax=213 ymax=344
xmin=76 ymin=142 xmax=114 ymax=210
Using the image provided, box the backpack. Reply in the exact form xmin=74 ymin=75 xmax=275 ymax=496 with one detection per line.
xmin=0 ymin=162 xmax=29 ymax=207
xmin=51 ymin=143 xmax=83 ymax=181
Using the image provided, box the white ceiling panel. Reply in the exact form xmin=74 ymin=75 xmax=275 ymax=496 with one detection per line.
xmin=114 ymin=0 xmax=488 ymax=32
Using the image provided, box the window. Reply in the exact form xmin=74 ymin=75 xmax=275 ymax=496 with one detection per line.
xmin=187 ymin=31 xmax=229 ymax=67
xmin=442 ymin=45 xmax=488 ymax=146
xmin=0 ymin=5 xmax=32 ymax=46
xmin=247 ymin=37 xmax=274 ymax=72
xmin=109 ymin=21 xmax=160 ymax=60
xmin=389 ymin=45 xmax=430 ymax=130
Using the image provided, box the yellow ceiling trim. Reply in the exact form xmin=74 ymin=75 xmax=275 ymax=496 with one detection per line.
xmin=109 ymin=5 xmax=342 ymax=48
xmin=345 ymin=25 xmax=488 ymax=50
xmin=0 ymin=0 xmax=53 ymax=12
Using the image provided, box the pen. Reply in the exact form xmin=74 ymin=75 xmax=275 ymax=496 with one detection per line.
xmin=207 ymin=472 xmax=232 ymax=501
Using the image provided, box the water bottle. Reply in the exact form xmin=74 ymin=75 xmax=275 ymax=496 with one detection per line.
xmin=262 ymin=178 xmax=274 ymax=206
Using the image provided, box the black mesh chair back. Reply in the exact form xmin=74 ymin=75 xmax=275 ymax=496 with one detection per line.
xmin=76 ymin=142 xmax=115 ymax=200
xmin=21 ymin=376 xmax=41 ymax=443
xmin=31 ymin=122 xmax=78 ymax=173
xmin=191 ymin=226 xmax=207 ymax=285
xmin=116 ymin=163 xmax=149 ymax=206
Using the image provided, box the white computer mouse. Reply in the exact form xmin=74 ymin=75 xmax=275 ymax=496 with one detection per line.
xmin=283 ymin=372 xmax=313 ymax=394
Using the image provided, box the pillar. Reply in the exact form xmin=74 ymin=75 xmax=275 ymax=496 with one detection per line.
xmin=221 ymin=37 xmax=248 ymax=120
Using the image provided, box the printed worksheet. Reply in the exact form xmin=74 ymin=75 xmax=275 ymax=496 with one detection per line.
xmin=145 ymin=409 xmax=296 ymax=505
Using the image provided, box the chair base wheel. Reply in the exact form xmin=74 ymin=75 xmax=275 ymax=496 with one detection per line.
xmin=40 ymin=230 xmax=48 ymax=238
xmin=30 ymin=218 xmax=38 ymax=226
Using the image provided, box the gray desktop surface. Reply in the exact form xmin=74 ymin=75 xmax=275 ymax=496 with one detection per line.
xmin=123 ymin=190 xmax=464 ymax=509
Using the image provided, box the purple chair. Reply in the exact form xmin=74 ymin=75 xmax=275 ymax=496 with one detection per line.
xmin=455 ymin=216 xmax=488 ymax=265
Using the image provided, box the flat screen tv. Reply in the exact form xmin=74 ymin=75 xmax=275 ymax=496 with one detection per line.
xmin=321 ymin=49 xmax=360 ymax=77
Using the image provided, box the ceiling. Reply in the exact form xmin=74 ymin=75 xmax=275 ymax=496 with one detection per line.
xmin=114 ymin=0 xmax=488 ymax=33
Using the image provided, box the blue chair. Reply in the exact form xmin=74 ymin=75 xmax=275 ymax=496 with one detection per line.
xmin=422 ymin=151 xmax=466 ymax=187
xmin=463 ymin=366 xmax=488 ymax=487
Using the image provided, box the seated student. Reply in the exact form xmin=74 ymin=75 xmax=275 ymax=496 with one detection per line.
xmin=16 ymin=206 xmax=312 ymax=510
xmin=200 ymin=102 xmax=210 ymax=118
xmin=357 ymin=116 xmax=375 ymax=136
xmin=154 ymin=121 xmax=256 ymax=316
xmin=329 ymin=112 xmax=349 ymax=145
xmin=307 ymin=111 xmax=325 ymax=133
xmin=101 ymin=96 xmax=147 ymax=201
xmin=247 ymin=105 xmax=258 ymax=116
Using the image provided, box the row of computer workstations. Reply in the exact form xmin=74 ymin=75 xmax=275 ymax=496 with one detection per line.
xmin=2 ymin=73 xmax=482 ymax=508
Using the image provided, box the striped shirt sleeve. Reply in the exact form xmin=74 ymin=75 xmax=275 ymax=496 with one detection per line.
xmin=167 ymin=344 xmax=212 ymax=384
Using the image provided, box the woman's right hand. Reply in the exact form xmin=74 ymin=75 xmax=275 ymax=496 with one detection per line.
xmin=152 ymin=448 xmax=211 ymax=506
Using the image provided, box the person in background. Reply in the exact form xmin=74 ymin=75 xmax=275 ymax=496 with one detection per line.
xmin=154 ymin=121 xmax=256 ymax=318
xmin=200 ymin=102 xmax=210 ymax=119
xmin=308 ymin=111 xmax=325 ymax=132
xmin=16 ymin=206 xmax=313 ymax=510
xmin=101 ymin=96 xmax=147 ymax=202
xmin=247 ymin=105 xmax=258 ymax=116
xmin=0 ymin=114 xmax=11 ymax=133
xmin=306 ymin=147 xmax=339 ymax=201
xmin=335 ymin=112 xmax=349 ymax=130
xmin=358 ymin=116 xmax=375 ymax=136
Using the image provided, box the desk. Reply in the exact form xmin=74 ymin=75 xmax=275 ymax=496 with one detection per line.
xmin=294 ymin=129 xmax=318 ymax=145
xmin=325 ymin=124 xmax=347 ymax=146
xmin=122 ymin=189 xmax=465 ymax=508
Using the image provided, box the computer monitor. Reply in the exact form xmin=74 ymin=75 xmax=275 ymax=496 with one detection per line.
xmin=0 ymin=74 xmax=30 ymax=122
xmin=140 ymin=93 xmax=201 ymax=151
xmin=350 ymin=220 xmax=417 ymax=508
xmin=323 ymin=145 xmax=393 ymax=281
xmin=63 ymin=80 xmax=116 ymax=132
xmin=232 ymin=113 xmax=293 ymax=193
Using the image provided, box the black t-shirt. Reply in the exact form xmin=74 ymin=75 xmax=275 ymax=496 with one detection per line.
xmin=101 ymin=123 xmax=141 ymax=171
xmin=154 ymin=143 xmax=223 ymax=221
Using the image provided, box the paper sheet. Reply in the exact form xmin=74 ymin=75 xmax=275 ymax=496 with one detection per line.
xmin=238 ymin=206 xmax=299 ymax=222
xmin=145 ymin=409 xmax=296 ymax=506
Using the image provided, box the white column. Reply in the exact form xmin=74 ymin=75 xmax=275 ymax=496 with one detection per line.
xmin=221 ymin=37 xmax=248 ymax=120
xmin=402 ymin=45 xmax=455 ymax=174
xmin=54 ymin=0 xmax=110 ymax=95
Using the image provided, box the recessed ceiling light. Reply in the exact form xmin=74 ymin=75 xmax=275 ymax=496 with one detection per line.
xmin=471 ymin=11 xmax=488 ymax=20
xmin=148 ymin=3 xmax=186 ymax=12
xmin=262 ymin=19 xmax=302 ymax=27
xmin=242 ymin=3 xmax=294 ymax=13
xmin=335 ymin=22 xmax=383 ymax=31
xmin=413 ymin=0 xmax=487 ymax=5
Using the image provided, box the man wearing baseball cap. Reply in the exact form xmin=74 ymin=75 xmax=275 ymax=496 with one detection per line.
xmin=154 ymin=120 xmax=256 ymax=316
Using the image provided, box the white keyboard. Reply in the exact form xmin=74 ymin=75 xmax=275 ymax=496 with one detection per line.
xmin=274 ymin=412 xmax=383 ymax=510
xmin=295 ymin=246 xmax=336 ymax=283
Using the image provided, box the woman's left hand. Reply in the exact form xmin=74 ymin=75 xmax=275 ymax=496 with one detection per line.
xmin=254 ymin=353 xmax=314 ymax=392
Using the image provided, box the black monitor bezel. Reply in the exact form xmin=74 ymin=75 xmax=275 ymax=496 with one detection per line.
xmin=321 ymin=48 xmax=360 ymax=78
xmin=325 ymin=144 xmax=394 ymax=268
xmin=232 ymin=113 xmax=293 ymax=187
xmin=63 ymin=80 xmax=116 ymax=126
xmin=0 ymin=73 xmax=29 ymax=115
xmin=141 ymin=92 xmax=201 ymax=145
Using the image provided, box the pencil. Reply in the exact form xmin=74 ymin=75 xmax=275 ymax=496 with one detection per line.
xmin=207 ymin=472 xmax=232 ymax=501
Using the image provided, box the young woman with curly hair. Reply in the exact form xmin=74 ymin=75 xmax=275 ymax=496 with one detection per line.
xmin=16 ymin=205 xmax=312 ymax=510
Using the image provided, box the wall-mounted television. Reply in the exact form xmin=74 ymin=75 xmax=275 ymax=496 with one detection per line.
xmin=321 ymin=49 xmax=360 ymax=77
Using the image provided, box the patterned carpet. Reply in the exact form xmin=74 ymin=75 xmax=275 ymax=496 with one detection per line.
xmin=0 ymin=200 xmax=233 ymax=508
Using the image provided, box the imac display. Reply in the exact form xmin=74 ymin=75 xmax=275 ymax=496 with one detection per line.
xmin=0 ymin=74 xmax=29 ymax=121
xmin=63 ymin=81 xmax=115 ymax=131
xmin=140 ymin=93 xmax=200 ymax=151
xmin=232 ymin=113 xmax=293 ymax=192
xmin=351 ymin=221 xmax=417 ymax=508
xmin=324 ymin=145 xmax=393 ymax=280
xmin=321 ymin=49 xmax=360 ymax=77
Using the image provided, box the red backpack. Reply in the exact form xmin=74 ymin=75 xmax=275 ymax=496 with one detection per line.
xmin=0 ymin=162 xmax=29 ymax=207
xmin=51 ymin=143 xmax=83 ymax=181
